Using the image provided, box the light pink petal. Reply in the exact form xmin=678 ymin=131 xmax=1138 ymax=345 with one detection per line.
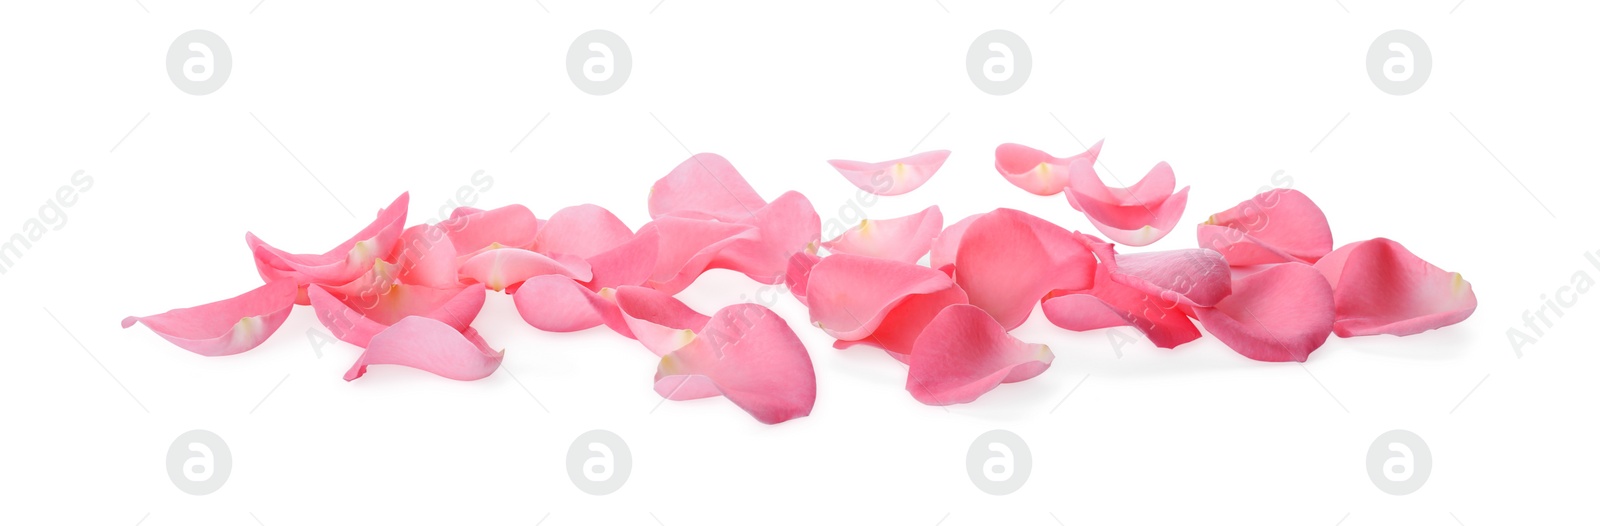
xmin=906 ymin=304 xmax=1054 ymax=406
xmin=533 ymin=204 xmax=633 ymax=259
xmin=953 ymin=209 xmax=1097 ymax=330
xmin=1197 ymin=189 xmax=1333 ymax=266
xmin=710 ymin=191 xmax=821 ymax=284
xmin=437 ymin=203 xmax=539 ymax=255
xmin=929 ymin=213 xmax=979 ymax=275
xmin=639 ymin=216 xmax=758 ymax=294
xmin=1194 ymin=263 xmax=1335 ymax=362
xmin=583 ymin=227 xmax=661 ymax=291
xmin=1065 ymin=160 xmax=1177 ymax=207
xmin=648 ymin=153 xmax=768 ymax=222
xmin=1313 ymin=238 xmax=1476 ymax=337
xmin=655 ymin=304 xmax=816 ymax=424
xmin=122 ymin=280 xmax=299 ymax=357
xmin=247 ymin=193 xmax=410 ymax=300
xmin=993 ymin=140 xmax=1102 ymax=195
xmin=1066 ymin=181 xmax=1190 ymax=247
xmin=1102 ymin=247 xmax=1232 ymax=308
xmin=1041 ymin=265 xmax=1202 ymax=349
xmin=784 ymin=251 xmax=822 ymax=307
xmin=307 ymin=283 xmax=486 ymax=348
xmin=344 ymin=317 xmax=503 ymax=381
xmin=820 ymin=205 xmax=943 ymax=263
xmin=512 ymin=275 xmax=632 ymax=337
xmin=614 ymin=286 xmax=712 ymax=357
xmin=390 ymin=223 xmax=460 ymax=288
xmin=826 ymin=150 xmax=949 ymax=196
xmin=806 ymin=254 xmax=967 ymax=357
xmin=458 ymin=248 xmax=592 ymax=292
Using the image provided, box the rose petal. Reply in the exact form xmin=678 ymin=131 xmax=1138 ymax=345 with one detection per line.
xmin=1197 ymin=189 xmax=1333 ymax=266
xmin=1066 ymin=159 xmax=1177 ymax=207
xmin=1041 ymin=265 xmax=1202 ymax=349
xmin=307 ymin=283 xmax=486 ymax=348
xmin=614 ymin=285 xmax=712 ymax=357
xmin=639 ymin=216 xmax=758 ymax=294
xmin=1065 ymin=162 xmax=1190 ymax=247
xmin=533 ymin=204 xmax=634 ymax=259
xmin=583 ymin=227 xmax=661 ymax=291
xmin=806 ymin=254 xmax=967 ymax=357
xmin=1101 ymin=246 xmax=1232 ymax=308
xmin=710 ymin=191 xmax=821 ymax=284
xmin=391 ymin=223 xmax=460 ymax=288
xmin=458 ymin=248 xmax=592 ymax=292
xmin=1194 ymin=263 xmax=1335 ymax=362
xmin=655 ymin=304 xmax=816 ymax=424
xmin=993 ymin=140 xmax=1103 ymax=195
xmin=512 ymin=275 xmax=632 ymax=337
xmin=906 ymin=304 xmax=1054 ymax=406
xmin=247 ymin=193 xmax=410 ymax=301
xmin=344 ymin=316 xmax=503 ymax=381
xmin=1313 ymin=238 xmax=1476 ymax=337
xmin=929 ymin=213 xmax=979 ymax=275
xmin=122 ymin=280 xmax=299 ymax=357
xmin=648 ymin=153 xmax=767 ymax=222
xmin=784 ymin=251 xmax=822 ymax=307
xmin=437 ymin=203 xmax=539 ymax=255
xmin=820 ymin=205 xmax=943 ymax=263
xmin=827 ymin=150 xmax=949 ymax=196
xmin=954 ymin=208 xmax=1096 ymax=329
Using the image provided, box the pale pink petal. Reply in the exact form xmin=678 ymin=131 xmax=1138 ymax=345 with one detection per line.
xmin=512 ymin=275 xmax=632 ymax=337
xmin=710 ymin=191 xmax=821 ymax=284
xmin=1041 ymin=265 xmax=1201 ymax=349
xmin=307 ymin=283 xmax=486 ymax=348
xmin=993 ymin=140 xmax=1102 ymax=195
xmin=614 ymin=286 xmax=712 ymax=357
xmin=1066 ymin=178 xmax=1190 ymax=247
xmin=806 ymin=254 xmax=967 ymax=357
xmin=1313 ymin=238 xmax=1476 ymax=337
xmin=533 ymin=204 xmax=633 ymax=259
xmin=458 ymin=248 xmax=592 ymax=292
xmin=655 ymin=304 xmax=816 ymax=424
xmin=785 ymin=251 xmax=822 ymax=307
xmin=390 ymin=223 xmax=460 ymax=288
xmin=122 ymin=280 xmax=299 ymax=357
xmin=820 ymin=205 xmax=943 ymax=263
xmin=1197 ymin=189 xmax=1333 ymax=266
xmin=648 ymin=153 xmax=767 ymax=222
xmin=344 ymin=317 xmax=503 ymax=381
xmin=437 ymin=203 xmax=539 ymax=255
xmin=638 ymin=216 xmax=758 ymax=294
xmin=1194 ymin=263 xmax=1335 ymax=362
xmin=929 ymin=213 xmax=979 ymax=275
xmin=1065 ymin=160 xmax=1177 ymax=207
xmin=953 ymin=208 xmax=1097 ymax=329
xmin=906 ymin=304 xmax=1053 ymax=406
xmin=1102 ymin=247 xmax=1232 ymax=308
xmin=247 ymin=193 xmax=410 ymax=300
xmin=583 ymin=227 xmax=661 ymax=291
xmin=827 ymin=150 xmax=949 ymax=196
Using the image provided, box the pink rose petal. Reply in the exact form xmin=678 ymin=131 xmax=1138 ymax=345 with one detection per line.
xmin=639 ymin=216 xmax=758 ymax=294
xmin=307 ymin=283 xmax=486 ymax=348
xmin=1313 ymin=238 xmax=1477 ymax=337
xmin=827 ymin=150 xmax=949 ymax=196
xmin=533 ymin=204 xmax=634 ymax=259
xmin=438 ymin=203 xmax=540 ymax=256
xmin=344 ymin=316 xmax=504 ymax=381
xmin=929 ymin=213 xmax=979 ymax=275
xmin=123 ymin=280 xmax=299 ymax=357
xmin=391 ymin=223 xmax=460 ymax=288
xmin=1041 ymin=265 xmax=1202 ymax=349
xmin=784 ymin=251 xmax=822 ymax=307
xmin=1197 ymin=189 xmax=1333 ymax=266
xmin=993 ymin=140 xmax=1103 ymax=195
xmin=648 ymin=153 xmax=768 ymax=222
xmin=247 ymin=193 xmax=410 ymax=302
xmin=1101 ymin=245 xmax=1232 ymax=308
xmin=906 ymin=304 xmax=1054 ymax=406
xmin=710 ymin=191 xmax=821 ymax=284
xmin=512 ymin=275 xmax=632 ymax=336
xmin=614 ymin=285 xmax=712 ymax=357
xmin=820 ymin=205 xmax=943 ymax=264
xmin=806 ymin=253 xmax=967 ymax=357
xmin=458 ymin=247 xmax=592 ymax=292
xmin=655 ymin=303 xmax=816 ymax=425
xmin=1194 ymin=263 xmax=1335 ymax=362
xmin=1065 ymin=161 xmax=1190 ymax=247
xmin=953 ymin=208 xmax=1096 ymax=330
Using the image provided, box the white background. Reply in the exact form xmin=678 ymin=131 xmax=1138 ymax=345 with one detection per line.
xmin=2 ymin=1 xmax=1597 ymax=524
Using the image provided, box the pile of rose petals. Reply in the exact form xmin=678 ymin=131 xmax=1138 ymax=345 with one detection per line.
xmin=125 ymin=145 xmax=1477 ymax=424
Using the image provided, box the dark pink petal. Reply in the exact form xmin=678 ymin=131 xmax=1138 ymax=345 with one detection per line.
xmin=993 ymin=140 xmax=1102 ymax=195
xmin=1194 ymin=263 xmax=1335 ymax=362
xmin=437 ymin=204 xmax=539 ymax=255
xmin=1103 ymin=246 xmax=1232 ymax=308
xmin=1313 ymin=238 xmax=1476 ymax=337
xmin=512 ymin=275 xmax=632 ymax=337
xmin=820 ymin=205 xmax=943 ymax=263
xmin=906 ymin=304 xmax=1053 ymax=406
xmin=638 ymin=216 xmax=758 ymax=294
xmin=929 ymin=213 xmax=979 ymax=275
xmin=1065 ymin=162 xmax=1190 ymax=247
xmin=954 ymin=209 xmax=1096 ymax=330
xmin=390 ymin=223 xmax=460 ymax=288
xmin=648 ymin=153 xmax=767 ymax=222
xmin=533 ymin=204 xmax=633 ymax=259
xmin=1197 ymin=189 xmax=1333 ymax=266
xmin=784 ymin=251 xmax=822 ymax=307
xmin=1041 ymin=265 xmax=1201 ymax=349
xmin=344 ymin=317 xmax=503 ymax=381
xmin=307 ymin=283 xmax=486 ymax=348
xmin=655 ymin=304 xmax=816 ymax=424
xmin=614 ymin=286 xmax=712 ymax=357
xmin=827 ymin=150 xmax=949 ymax=196
xmin=710 ymin=191 xmax=821 ymax=284
xmin=247 ymin=193 xmax=410 ymax=300
xmin=458 ymin=248 xmax=592 ymax=292
xmin=122 ymin=280 xmax=299 ymax=357
xmin=806 ymin=254 xmax=967 ymax=357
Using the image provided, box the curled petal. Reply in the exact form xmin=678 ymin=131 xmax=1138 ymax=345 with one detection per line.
xmin=648 ymin=153 xmax=767 ymax=222
xmin=391 ymin=224 xmax=460 ymax=288
xmin=344 ymin=317 xmax=503 ymax=381
xmin=806 ymin=254 xmax=967 ymax=357
xmin=534 ymin=204 xmax=633 ymax=259
xmin=438 ymin=204 xmax=540 ymax=255
xmin=907 ymin=304 xmax=1054 ymax=406
xmin=655 ymin=304 xmax=816 ymax=424
xmin=784 ymin=251 xmax=822 ymax=307
xmin=458 ymin=248 xmax=592 ymax=292
xmin=308 ymin=284 xmax=486 ymax=348
xmin=639 ymin=216 xmax=758 ymax=294
xmin=1313 ymin=238 xmax=1476 ymax=337
xmin=247 ymin=193 xmax=410 ymax=299
xmin=512 ymin=275 xmax=631 ymax=337
xmin=1194 ymin=263 xmax=1335 ymax=362
xmin=614 ymin=286 xmax=712 ymax=357
xmin=1103 ymin=246 xmax=1232 ymax=308
xmin=827 ymin=150 xmax=949 ymax=196
xmin=123 ymin=280 xmax=299 ymax=357
xmin=1197 ymin=189 xmax=1333 ymax=266
xmin=1067 ymin=160 xmax=1177 ymax=207
xmin=1065 ymin=163 xmax=1190 ymax=247
xmin=820 ymin=205 xmax=943 ymax=263
xmin=954 ymin=209 xmax=1096 ymax=329
xmin=993 ymin=140 xmax=1102 ymax=195
xmin=1041 ymin=265 xmax=1201 ymax=349
xmin=711 ymin=191 xmax=821 ymax=284
xmin=929 ymin=213 xmax=979 ymax=275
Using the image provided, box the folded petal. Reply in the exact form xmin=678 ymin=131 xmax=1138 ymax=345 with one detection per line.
xmin=639 ymin=216 xmax=758 ymax=294
xmin=1194 ymin=263 xmax=1335 ymax=362
xmin=1065 ymin=165 xmax=1190 ymax=247
xmin=1066 ymin=159 xmax=1177 ymax=207
xmin=512 ymin=275 xmax=632 ymax=337
xmin=710 ymin=191 xmax=821 ymax=284
xmin=806 ymin=254 xmax=967 ymax=357
xmin=1103 ymin=247 xmax=1232 ymax=308
xmin=308 ymin=283 xmax=487 ymax=348
xmin=122 ymin=280 xmax=299 ymax=357
xmin=1041 ymin=265 xmax=1201 ymax=349
xmin=648 ymin=153 xmax=767 ymax=222
xmin=906 ymin=304 xmax=1053 ymax=406
xmin=344 ymin=317 xmax=503 ymax=381
xmin=437 ymin=203 xmax=540 ymax=255
xmin=1313 ymin=238 xmax=1476 ymax=337
xmin=929 ymin=213 xmax=979 ymax=275
xmin=784 ymin=251 xmax=822 ymax=307
xmin=1197 ymin=189 xmax=1333 ymax=266
xmin=614 ymin=286 xmax=712 ymax=356
xmin=954 ymin=209 xmax=1097 ymax=329
xmin=458 ymin=247 xmax=592 ymax=292
xmin=655 ymin=304 xmax=816 ymax=424
xmin=820 ymin=205 xmax=943 ymax=263
xmin=993 ymin=140 xmax=1102 ymax=195
xmin=533 ymin=204 xmax=634 ymax=259
xmin=390 ymin=223 xmax=460 ymax=288
xmin=247 ymin=193 xmax=410 ymax=297
xmin=827 ymin=150 xmax=949 ymax=196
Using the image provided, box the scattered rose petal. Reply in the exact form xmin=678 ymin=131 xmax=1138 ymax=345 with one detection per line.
xmin=1100 ymin=245 xmax=1232 ymax=308
xmin=827 ymin=150 xmax=949 ymax=196
xmin=438 ymin=203 xmax=540 ymax=256
xmin=1041 ymin=264 xmax=1202 ymax=349
xmin=807 ymin=253 xmax=967 ymax=358
xmin=711 ymin=191 xmax=821 ymax=284
xmin=907 ymin=304 xmax=1054 ymax=405
xmin=649 ymin=153 xmax=768 ymax=222
xmin=344 ymin=316 xmax=504 ymax=381
xmin=614 ymin=285 xmax=712 ymax=356
xmin=512 ymin=275 xmax=632 ymax=337
xmin=639 ymin=216 xmax=758 ymax=294
xmin=533 ymin=204 xmax=634 ymax=259
xmin=1064 ymin=160 xmax=1189 ymax=246
xmin=247 ymin=193 xmax=410 ymax=303
xmin=391 ymin=223 xmax=461 ymax=288
xmin=953 ymin=208 xmax=1096 ymax=330
xmin=1197 ymin=189 xmax=1333 ymax=266
xmin=307 ymin=283 xmax=486 ymax=348
xmin=820 ymin=205 xmax=943 ymax=263
xmin=784 ymin=251 xmax=822 ymax=307
xmin=1313 ymin=238 xmax=1477 ymax=337
xmin=655 ymin=303 xmax=816 ymax=424
xmin=1194 ymin=263 xmax=1335 ymax=362
xmin=929 ymin=213 xmax=979 ymax=275
xmin=458 ymin=247 xmax=592 ymax=292
xmin=122 ymin=279 xmax=299 ymax=357
xmin=993 ymin=140 xmax=1103 ymax=195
